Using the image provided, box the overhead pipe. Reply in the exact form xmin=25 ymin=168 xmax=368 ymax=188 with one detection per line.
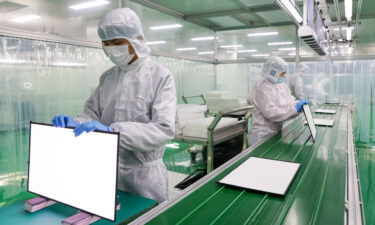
xmin=353 ymin=0 xmax=363 ymax=53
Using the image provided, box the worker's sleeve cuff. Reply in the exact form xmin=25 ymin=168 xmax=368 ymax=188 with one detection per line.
xmin=109 ymin=123 xmax=120 ymax=132
xmin=73 ymin=115 xmax=94 ymax=125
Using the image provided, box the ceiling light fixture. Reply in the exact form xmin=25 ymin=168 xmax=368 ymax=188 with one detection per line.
xmin=267 ymin=42 xmax=293 ymax=46
xmin=191 ymin=36 xmax=216 ymax=41
xmin=344 ymin=0 xmax=353 ymax=21
xmin=252 ymin=54 xmax=270 ymax=57
xmin=69 ymin=0 xmax=109 ymax=10
xmin=237 ymin=49 xmax=257 ymax=53
xmin=176 ymin=47 xmax=197 ymax=51
xmin=279 ymin=47 xmax=296 ymax=51
xmin=150 ymin=24 xmax=182 ymax=30
xmin=247 ymin=32 xmax=278 ymax=37
xmin=220 ymin=44 xmax=243 ymax=48
xmin=275 ymin=0 xmax=303 ymax=23
xmin=0 ymin=58 xmax=27 ymax=63
xmin=53 ymin=62 xmax=87 ymax=67
xmin=146 ymin=41 xmax=166 ymax=45
xmin=333 ymin=27 xmax=349 ymax=31
xmin=198 ymin=51 xmax=214 ymax=55
xmin=288 ymin=52 xmax=310 ymax=56
xmin=346 ymin=27 xmax=353 ymax=40
xmin=10 ymin=15 xmax=40 ymax=23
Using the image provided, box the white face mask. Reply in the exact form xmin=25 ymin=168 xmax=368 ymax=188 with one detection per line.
xmin=103 ymin=45 xmax=135 ymax=68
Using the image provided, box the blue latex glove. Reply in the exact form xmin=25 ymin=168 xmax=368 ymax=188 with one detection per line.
xmin=52 ymin=115 xmax=78 ymax=128
xmin=295 ymin=99 xmax=309 ymax=112
xmin=73 ymin=121 xmax=112 ymax=137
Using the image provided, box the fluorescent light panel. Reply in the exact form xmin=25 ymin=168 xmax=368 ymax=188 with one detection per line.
xmin=191 ymin=36 xmax=215 ymax=41
xmin=247 ymin=32 xmax=278 ymax=37
xmin=267 ymin=42 xmax=293 ymax=46
xmin=0 ymin=58 xmax=27 ymax=64
xmin=237 ymin=49 xmax=257 ymax=53
xmin=176 ymin=47 xmax=196 ymax=51
xmin=346 ymin=27 xmax=352 ymax=40
xmin=345 ymin=0 xmax=353 ymax=21
xmin=150 ymin=24 xmax=182 ymax=30
xmin=146 ymin=41 xmax=166 ymax=45
xmin=69 ymin=0 xmax=109 ymax=10
xmin=252 ymin=54 xmax=270 ymax=57
xmin=279 ymin=47 xmax=296 ymax=51
xmin=11 ymin=15 xmax=40 ymax=22
xmin=278 ymin=0 xmax=303 ymax=23
xmin=53 ymin=62 xmax=87 ymax=67
xmin=0 ymin=58 xmax=87 ymax=67
xmin=198 ymin=51 xmax=214 ymax=55
xmin=334 ymin=27 xmax=348 ymax=31
xmin=220 ymin=44 xmax=243 ymax=48
xmin=288 ymin=52 xmax=311 ymax=56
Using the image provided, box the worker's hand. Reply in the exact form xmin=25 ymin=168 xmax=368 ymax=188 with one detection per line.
xmin=73 ymin=121 xmax=112 ymax=137
xmin=52 ymin=115 xmax=78 ymax=128
xmin=295 ymin=99 xmax=309 ymax=112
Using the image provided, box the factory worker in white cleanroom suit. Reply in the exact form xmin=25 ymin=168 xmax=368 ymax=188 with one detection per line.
xmin=51 ymin=8 xmax=176 ymax=203
xmin=247 ymin=56 xmax=308 ymax=146
xmin=289 ymin=64 xmax=308 ymax=100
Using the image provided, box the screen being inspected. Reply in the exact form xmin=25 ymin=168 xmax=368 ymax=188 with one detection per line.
xmin=28 ymin=123 xmax=119 ymax=221
xmin=303 ymin=105 xmax=317 ymax=142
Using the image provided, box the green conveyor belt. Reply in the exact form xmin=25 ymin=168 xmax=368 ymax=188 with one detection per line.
xmin=143 ymin=105 xmax=351 ymax=225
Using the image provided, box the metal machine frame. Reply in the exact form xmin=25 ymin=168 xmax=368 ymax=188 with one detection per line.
xmin=181 ymin=95 xmax=207 ymax=105
xmin=174 ymin=106 xmax=252 ymax=172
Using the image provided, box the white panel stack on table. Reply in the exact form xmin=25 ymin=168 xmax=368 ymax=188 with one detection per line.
xmin=175 ymin=104 xmax=207 ymax=136
xmin=182 ymin=117 xmax=238 ymax=139
xmin=204 ymin=91 xmax=249 ymax=114
xmin=175 ymin=103 xmax=238 ymax=139
xmin=175 ymin=90 xmax=248 ymax=139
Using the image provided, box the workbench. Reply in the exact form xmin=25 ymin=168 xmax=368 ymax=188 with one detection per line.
xmin=130 ymin=105 xmax=365 ymax=225
xmin=0 ymin=190 xmax=156 ymax=225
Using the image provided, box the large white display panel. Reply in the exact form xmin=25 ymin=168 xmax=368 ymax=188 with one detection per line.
xmin=28 ymin=123 xmax=119 ymax=221
xmin=218 ymin=157 xmax=300 ymax=195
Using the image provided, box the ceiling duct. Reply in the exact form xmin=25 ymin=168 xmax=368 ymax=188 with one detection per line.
xmin=298 ymin=26 xmax=327 ymax=55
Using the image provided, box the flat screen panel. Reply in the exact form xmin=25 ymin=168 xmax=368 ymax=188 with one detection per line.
xmin=315 ymin=109 xmax=336 ymax=114
xmin=304 ymin=118 xmax=334 ymax=127
xmin=28 ymin=122 xmax=119 ymax=221
xmin=303 ymin=105 xmax=317 ymax=142
xmin=218 ymin=157 xmax=300 ymax=195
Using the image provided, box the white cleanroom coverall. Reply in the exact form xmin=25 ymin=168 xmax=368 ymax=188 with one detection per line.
xmin=289 ymin=64 xmax=308 ymax=100
xmin=75 ymin=8 xmax=176 ymax=203
xmin=247 ymin=57 xmax=298 ymax=146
